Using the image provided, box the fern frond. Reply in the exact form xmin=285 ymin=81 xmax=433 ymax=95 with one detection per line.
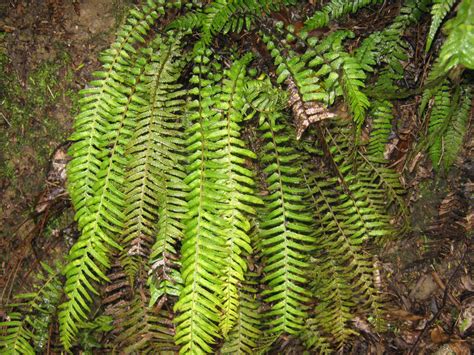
xmin=426 ymin=0 xmax=456 ymax=51
xmin=120 ymin=35 xmax=186 ymax=287
xmin=216 ymin=54 xmax=262 ymax=336
xmin=114 ymin=292 xmax=177 ymax=353
xmin=220 ymin=273 xmax=262 ymax=354
xmin=258 ymin=112 xmax=314 ymax=336
xmin=428 ymin=84 xmax=472 ymax=171
xmin=428 ymin=82 xmax=452 ymax=169
xmin=305 ymin=0 xmax=383 ymax=31
xmin=442 ymin=87 xmax=472 ymax=170
xmin=67 ymin=2 xmax=161 ymax=227
xmin=437 ymin=0 xmax=474 ymax=73
xmin=261 ymin=34 xmax=336 ymax=139
xmin=60 ymin=28 xmax=161 ymax=352
xmin=174 ymin=48 xmax=227 ymax=354
xmin=366 ymin=70 xmax=401 ymax=160
xmin=0 ymin=263 xmax=63 ymax=354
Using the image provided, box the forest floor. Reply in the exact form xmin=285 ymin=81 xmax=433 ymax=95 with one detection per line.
xmin=0 ymin=1 xmax=472 ymax=354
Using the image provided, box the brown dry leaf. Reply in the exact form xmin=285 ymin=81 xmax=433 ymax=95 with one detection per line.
xmin=286 ymin=78 xmax=336 ymax=139
xmin=430 ymin=325 xmax=449 ymax=344
xmin=387 ymin=309 xmax=426 ymax=321
xmin=448 ymin=341 xmax=471 ymax=355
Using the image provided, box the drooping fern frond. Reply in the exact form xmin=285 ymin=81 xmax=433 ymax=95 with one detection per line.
xmin=114 ymin=291 xmax=177 ymax=353
xmin=120 ymin=34 xmax=186 ymax=292
xmin=258 ymin=111 xmax=314 ymax=336
xmin=173 ymin=48 xmax=227 ymax=354
xmin=61 ymin=3 xmax=166 ymax=347
xmin=355 ymin=0 xmax=430 ymax=74
xmin=220 ymin=272 xmax=262 ymax=354
xmin=0 ymin=263 xmax=63 ymax=354
xmin=215 ymin=54 xmax=262 ymax=336
xmin=301 ymin=120 xmax=394 ymax=349
xmin=366 ymin=70 xmax=401 ymax=160
xmin=427 ymin=82 xmax=453 ymax=169
xmin=426 ymin=0 xmax=456 ymax=51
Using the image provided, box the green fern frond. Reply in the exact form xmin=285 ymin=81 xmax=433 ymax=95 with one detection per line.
xmin=120 ymin=35 xmax=186 ymax=287
xmin=367 ymin=99 xmax=393 ymax=159
xmin=366 ymin=70 xmax=401 ymax=160
xmin=306 ymin=171 xmax=380 ymax=347
xmin=426 ymin=0 xmax=456 ymax=51
xmin=428 ymin=84 xmax=472 ymax=171
xmin=437 ymin=0 xmax=474 ymax=73
xmin=216 ymin=54 xmax=262 ymax=336
xmin=442 ymin=87 xmax=472 ymax=170
xmin=355 ymin=0 xmax=430 ymax=74
xmin=0 ymin=263 xmax=63 ymax=354
xmin=258 ymin=112 xmax=314 ymax=336
xmin=174 ymin=48 xmax=227 ymax=354
xmin=220 ymin=272 xmax=262 ymax=354
xmin=59 ymin=7 xmax=164 ymax=349
xmin=67 ymin=1 xmax=161 ymax=227
xmin=428 ymin=82 xmax=452 ymax=169
xmin=305 ymin=0 xmax=383 ymax=31
xmin=337 ymin=53 xmax=370 ymax=129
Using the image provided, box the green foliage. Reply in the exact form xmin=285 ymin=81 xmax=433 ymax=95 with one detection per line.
xmin=427 ymin=84 xmax=472 ymax=171
xmin=305 ymin=0 xmax=383 ymax=30
xmin=426 ymin=0 xmax=456 ymax=51
xmin=5 ymin=0 xmax=472 ymax=354
xmin=437 ymin=0 xmax=474 ymax=72
xmin=0 ymin=263 xmax=63 ymax=354
xmin=258 ymin=112 xmax=314 ymax=335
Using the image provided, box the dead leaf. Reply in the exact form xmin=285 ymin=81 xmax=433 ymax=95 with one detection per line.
xmin=430 ymin=325 xmax=449 ymax=344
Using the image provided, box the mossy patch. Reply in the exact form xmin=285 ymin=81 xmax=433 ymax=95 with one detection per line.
xmin=0 ymin=34 xmax=75 ymax=225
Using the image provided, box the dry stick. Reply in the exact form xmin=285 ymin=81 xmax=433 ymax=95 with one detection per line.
xmin=407 ymin=242 xmax=467 ymax=355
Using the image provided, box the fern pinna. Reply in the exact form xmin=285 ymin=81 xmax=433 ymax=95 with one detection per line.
xmin=2 ymin=0 xmax=472 ymax=353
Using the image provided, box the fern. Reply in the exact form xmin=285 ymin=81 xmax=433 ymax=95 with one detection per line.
xmin=215 ymin=54 xmax=262 ymax=336
xmin=120 ymin=34 xmax=186 ymax=297
xmin=258 ymin=112 xmax=314 ymax=335
xmin=305 ymin=0 xmax=383 ymax=30
xmin=8 ymin=0 xmax=471 ymax=353
xmin=220 ymin=272 xmax=262 ymax=354
xmin=0 ymin=263 xmax=63 ymax=354
xmin=426 ymin=0 xmax=457 ymax=51
xmin=428 ymin=84 xmax=472 ymax=171
xmin=442 ymin=87 xmax=472 ymax=170
xmin=437 ymin=0 xmax=474 ymax=73
xmin=173 ymin=48 xmax=228 ymax=354
xmin=428 ymin=82 xmax=453 ymax=169
xmin=61 ymin=3 xmax=165 ymax=348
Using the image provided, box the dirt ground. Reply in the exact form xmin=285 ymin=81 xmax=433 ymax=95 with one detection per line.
xmin=0 ymin=1 xmax=472 ymax=353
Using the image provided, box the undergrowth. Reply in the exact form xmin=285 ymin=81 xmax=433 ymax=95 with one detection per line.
xmin=1 ymin=0 xmax=472 ymax=353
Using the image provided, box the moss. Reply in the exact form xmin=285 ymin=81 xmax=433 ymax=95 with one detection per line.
xmin=0 ymin=34 xmax=76 ymax=214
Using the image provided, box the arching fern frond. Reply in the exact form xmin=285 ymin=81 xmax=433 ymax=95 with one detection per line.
xmin=436 ymin=0 xmax=474 ymax=73
xmin=428 ymin=84 xmax=472 ymax=171
xmin=61 ymin=22 xmax=162 ymax=351
xmin=426 ymin=0 xmax=456 ymax=51
xmin=427 ymin=82 xmax=453 ymax=169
